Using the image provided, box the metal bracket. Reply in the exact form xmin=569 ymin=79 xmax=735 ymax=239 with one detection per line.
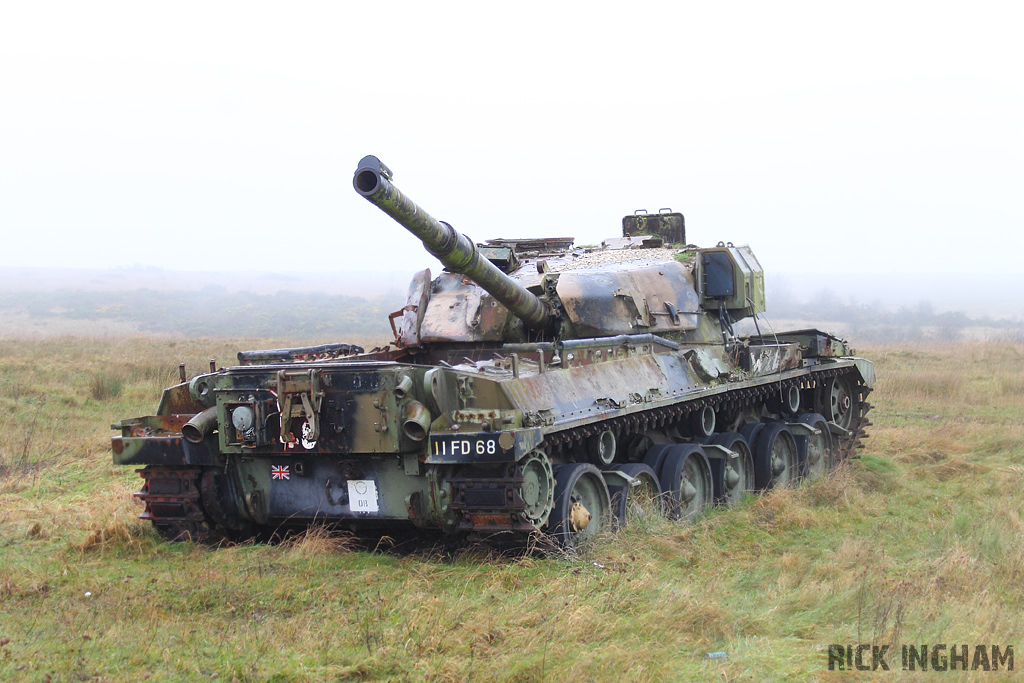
xmin=827 ymin=422 xmax=851 ymax=437
xmin=787 ymin=422 xmax=821 ymax=437
xmin=403 ymin=453 xmax=423 ymax=476
xmin=702 ymin=444 xmax=738 ymax=460
xmin=665 ymin=301 xmax=681 ymax=325
xmin=613 ymin=288 xmax=652 ymax=327
xmin=595 ymin=396 xmax=625 ymax=409
xmin=602 ymin=470 xmax=640 ymax=488
xmin=277 ymin=369 xmax=324 ymax=444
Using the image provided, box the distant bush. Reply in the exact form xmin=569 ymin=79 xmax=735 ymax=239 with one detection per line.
xmin=89 ymin=372 xmax=124 ymax=400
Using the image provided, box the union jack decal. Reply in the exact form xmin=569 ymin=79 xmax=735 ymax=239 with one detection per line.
xmin=271 ymin=465 xmax=290 ymax=480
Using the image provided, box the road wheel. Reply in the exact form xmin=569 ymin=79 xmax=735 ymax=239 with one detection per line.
xmin=796 ymin=413 xmax=834 ymax=480
xmin=642 ymin=443 xmax=674 ymax=476
xmin=709 ymin=432 xmax=755 ymax=507
xmin=739 ymin=422 xmax=765 ymax=450
xmin=753 ymin=423 xmax=799 ymax=490
xmin=546 ymin=463 xmax=611 ymax=549
xmin=608 ymin=463 xmax=663 ymax=527
xmin=658 ymin=445 xmax=713 ymax=522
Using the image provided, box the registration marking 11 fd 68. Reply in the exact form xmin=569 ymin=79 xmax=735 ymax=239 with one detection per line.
xmin=432 ymin=434 xmax=498 ymax=457
xmin=426 ymin=432 xmax=517 ymax=463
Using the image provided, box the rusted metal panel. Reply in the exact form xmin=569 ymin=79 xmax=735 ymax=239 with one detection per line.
xmin=622 ymin=210 xmax=685 ymax=243
xmin=741 ymin=343 xmax=803 ymax=376
xmin=393 ymin=268 xmax=431 ymax=347
xmin=236 ymin=343 xmax=364 ymax=365
xmin=501 ymin=354 xmax=698 ymax=426
xmin=466 ymin=513 xmax=515 ymax=529
xmin=420 ymin=274 xmax=512 ymax=342
xmin=156 ymin=385 xmax=205 ymax=416
xmin=557 ymin=261 xmax=700 ymax=337
xmin=750 ymin=329 xmax=853 ymax=359
xmin=119 ymin=414 xmax=194 ymax=435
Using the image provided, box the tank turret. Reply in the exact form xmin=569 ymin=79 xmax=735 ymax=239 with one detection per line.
xmin=355 ymin=156 xmax=769 ymax=348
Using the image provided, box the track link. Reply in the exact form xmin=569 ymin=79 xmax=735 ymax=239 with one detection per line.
xmin=134 ymin=467 xmax=218 ymax=542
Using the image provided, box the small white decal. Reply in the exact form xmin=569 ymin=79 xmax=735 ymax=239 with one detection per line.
xmin=300 ymin=420 xmax=317 ymax=450
xmin=347 ymin=479 xmax=379 ymax=513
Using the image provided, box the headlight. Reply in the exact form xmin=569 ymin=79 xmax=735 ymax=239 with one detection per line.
xmin=231 ymin=405 xmax=254 ymax=432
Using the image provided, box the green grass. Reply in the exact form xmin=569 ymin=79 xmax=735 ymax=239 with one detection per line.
xmin=2 ymin=340 xmax=1023 ymax=681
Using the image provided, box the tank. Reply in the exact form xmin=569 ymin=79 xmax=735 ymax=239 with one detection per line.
xmin=110 ymin=156 xmax=874 ymax=547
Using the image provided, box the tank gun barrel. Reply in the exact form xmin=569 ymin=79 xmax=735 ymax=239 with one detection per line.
xmin=353 ymin=156 xmax=552 ymax=330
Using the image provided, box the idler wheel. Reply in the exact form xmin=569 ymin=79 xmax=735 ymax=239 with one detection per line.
xmin=819 ymin=376 xmax=856 ymax=431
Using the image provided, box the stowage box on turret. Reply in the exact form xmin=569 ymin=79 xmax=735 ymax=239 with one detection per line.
xmin=111 ymin=156 xmax=874 ymax=547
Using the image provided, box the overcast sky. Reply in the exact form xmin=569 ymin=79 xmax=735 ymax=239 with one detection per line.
xmin=1 ymin=1 xmax=1021 ymax=278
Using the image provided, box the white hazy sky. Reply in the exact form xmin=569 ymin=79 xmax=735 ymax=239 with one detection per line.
xmin=1 ymin=1 xmax=1021 ymax=277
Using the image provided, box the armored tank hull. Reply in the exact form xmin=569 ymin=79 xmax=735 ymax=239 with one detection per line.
xmin=111 ymin=157 xmax=874 ymax=547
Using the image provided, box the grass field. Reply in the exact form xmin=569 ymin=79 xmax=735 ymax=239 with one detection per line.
xmin=1 ymin=338 xmax=1023 ymax=682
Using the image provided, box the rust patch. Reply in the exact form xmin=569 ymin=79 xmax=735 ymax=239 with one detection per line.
xmin=420 ymin=274 xmax=511 ymax=343
xmin=156 ymin=384 xmax=205 ymax=416
xmin=467 ymin=513 xmax=514 ymax=528
xmin=120 ymin=414 xmax=196 ymax=436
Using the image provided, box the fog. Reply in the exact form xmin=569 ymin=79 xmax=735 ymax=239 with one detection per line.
xmin=1 ymin=2 xmax=1022 ymax=331
xmin=3 ymin=263 xmax=1022 ymax=344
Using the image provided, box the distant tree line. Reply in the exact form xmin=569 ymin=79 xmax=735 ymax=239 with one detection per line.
xmin=766 ymin=289 xmax=1024 ymax=343
xmin=0 ymin=286 xmax=404 ymax=338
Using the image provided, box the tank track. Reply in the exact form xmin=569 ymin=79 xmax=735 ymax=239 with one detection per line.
xmin=135 ymin=467 xmax=212 ymax=542
xmin=543 ymin=365 xmax=873 ymax=461
xmin=134 ymin=467 xmax=253 ymax=543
